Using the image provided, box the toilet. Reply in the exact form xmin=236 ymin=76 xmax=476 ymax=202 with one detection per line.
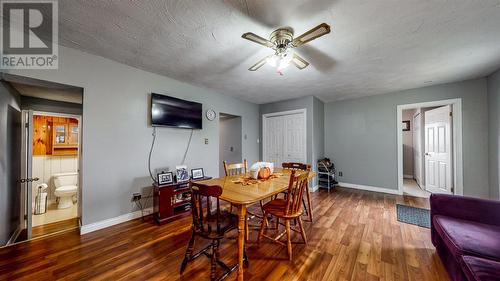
xmin=53 ymin=172 xmax=78 ymax=209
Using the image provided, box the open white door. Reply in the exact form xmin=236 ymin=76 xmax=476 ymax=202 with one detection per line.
xmin=21 ymin=110 xmax=34 ymax=240
xmin=424 ymin=105 xmax=453 ymax=194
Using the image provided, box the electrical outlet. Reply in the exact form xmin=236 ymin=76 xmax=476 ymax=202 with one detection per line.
xmin=204 ymin=138 xmax=208 ymax=145
xmin=339 ymin=171 xmax=343 ymax=177
xmin=132 ymin=193 xmax=141 ymax=202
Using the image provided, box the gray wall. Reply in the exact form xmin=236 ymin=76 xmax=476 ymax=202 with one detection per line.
xmin=312 ymin=97 xmax=325 ymax=186
xmin=0 ymin=81 xmax=21 ymax=245
xmin=5 ymin=45 xmax=260 ymax=225
xmin=259 ymin=96 xmax=325 ymax=186
xmin=402 ymin=109 xmax=415 ymax=176
xmin=219 ymin=115 xmax=242 ymax=177
xmin=488 ymin=69 xmax=500 ymax=200
xmin=325 ymin=79 xmax=490 ymax=198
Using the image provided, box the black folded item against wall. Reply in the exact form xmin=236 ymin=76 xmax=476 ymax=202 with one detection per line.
xmin=317 ymin=158 xmax=337 ymax=190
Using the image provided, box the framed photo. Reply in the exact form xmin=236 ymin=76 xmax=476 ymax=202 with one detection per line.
xmin=157 ymin=172 xmax=173 ymax=185
xmin=176 ymin=165 xmax=189 ymax=182
xmin=402 ymin=120 xmax=410 ymax=131
xmin=191 ymin=168 xmax=204 ymax=180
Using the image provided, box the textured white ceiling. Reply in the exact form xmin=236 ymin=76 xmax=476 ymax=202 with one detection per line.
xmin=57 ymin=0 xmax=500 ymax=103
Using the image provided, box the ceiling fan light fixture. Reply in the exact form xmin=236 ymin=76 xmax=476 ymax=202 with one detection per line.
xmin=242 ymin=23 xmax=331 ymax=73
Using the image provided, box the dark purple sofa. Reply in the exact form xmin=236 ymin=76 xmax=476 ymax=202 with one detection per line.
xmin=430 ymin=194 xmax=500 ymax=281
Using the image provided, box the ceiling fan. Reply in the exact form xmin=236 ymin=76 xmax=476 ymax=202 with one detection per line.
xmin=242 ymin=23 xmax=331 ymax=74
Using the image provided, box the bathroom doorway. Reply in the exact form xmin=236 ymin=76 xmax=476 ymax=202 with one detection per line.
xmin=0 ymin=73 xmax=83 ymax=244
xmin=30 ymin=112 xmax=81 ymax=238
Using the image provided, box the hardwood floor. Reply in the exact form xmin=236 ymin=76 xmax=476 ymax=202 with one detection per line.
xmin=32 ymin=218 xmax=80 ymax=238
xmin=0 ymin=187 xmax=448 ymax=281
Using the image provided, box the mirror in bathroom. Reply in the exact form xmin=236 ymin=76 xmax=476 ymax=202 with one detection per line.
xmin=54 ymin=124 xmax=66 ymax=144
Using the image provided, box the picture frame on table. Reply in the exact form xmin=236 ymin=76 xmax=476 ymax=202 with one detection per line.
xmin=191 ymin=168 xmax=204 ymax=180
xmin=157 ymin=171 xmax=173 ymax=185
xmin=176 ymin=165 xmax=190 ymax=182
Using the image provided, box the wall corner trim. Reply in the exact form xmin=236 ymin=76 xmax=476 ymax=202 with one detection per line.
xmin=80 ymin=208 xmax=153 ymax=235
xmin=339 ymin=182 xmax=402 ymax=195
xmin=309 ymin=185 xmax=319 ymax=192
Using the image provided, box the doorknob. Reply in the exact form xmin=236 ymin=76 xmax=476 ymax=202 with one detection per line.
xmin=425 ymin=153 xmax=431 ymax=156
xmin=19 ymin=177 xmax=39 ymax=183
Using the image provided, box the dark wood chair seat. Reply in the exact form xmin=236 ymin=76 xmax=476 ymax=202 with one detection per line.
xmin=202 ymin=211 xmax=238 ymax=239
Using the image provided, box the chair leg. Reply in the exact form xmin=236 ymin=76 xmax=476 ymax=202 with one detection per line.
xmin=285 ymin=220 xmax=292 ymax=261
xmin=259 ymin=200 xmax=268 ymax=227
xmin=180 ymin=230 xmax=195 ymax=274
xmin=258 ymin=212 xmax=267 ymax=244
xmin=297 ymin=217 xmax=307 ymax=245
xmin=230 ymin=204 xmax=233 ymax=214
xmin=276 ymin=217 xmax=279 ymax=230
xmin=245 ymin=216 xmax=249 ymax=242
xmin=210 ymin=240 xmax=217 ymax=281
xmin=305 ymin=189 xmax=313 ymax=222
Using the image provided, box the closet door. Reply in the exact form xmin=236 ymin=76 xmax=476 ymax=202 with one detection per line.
xmin=264 ymin=115 xmax=284 ymax=165
xmin=283 ymin=113 xmax=306 ymax=163
xmin=263 ymin=110 xmax=306 ymax=166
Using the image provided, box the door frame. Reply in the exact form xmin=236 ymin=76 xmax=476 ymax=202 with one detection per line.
xmin=262 ymin=108 xmax=307 ymax=164
xmin=397 ymin=99 xmax=463 ymax=195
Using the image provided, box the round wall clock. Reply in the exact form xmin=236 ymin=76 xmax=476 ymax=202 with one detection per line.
xmin=206 ymin=109 xmax=216 ymax=121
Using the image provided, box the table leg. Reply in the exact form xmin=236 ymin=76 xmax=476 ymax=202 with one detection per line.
xmin=237 ymin=204 xmax=247 ymax=281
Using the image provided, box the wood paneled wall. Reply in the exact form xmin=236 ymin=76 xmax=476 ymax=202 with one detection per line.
xmin=33 ymin=115 xmax=78 ymax=156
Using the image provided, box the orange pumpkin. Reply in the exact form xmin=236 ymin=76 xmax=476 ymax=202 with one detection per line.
xmin=258 ymin=167 xmax=271 ymax=180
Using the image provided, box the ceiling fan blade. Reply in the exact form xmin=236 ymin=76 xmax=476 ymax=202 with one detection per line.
xmin=291 ymin=23 xmax=331 ymax=48
xmin=248 ymin=55 xmax=270 ymax=71
xmin=290 ymin=53 xmax=309 ymax=70
xmin=242 ymin=32 xmax=275 ymax=48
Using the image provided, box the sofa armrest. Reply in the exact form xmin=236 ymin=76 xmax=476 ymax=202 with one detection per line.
xmin=430 ymin=194 xmax=500 ymax=227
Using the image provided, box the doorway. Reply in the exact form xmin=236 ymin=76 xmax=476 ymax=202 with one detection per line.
xmin=219 ymin=113 xmax=242 ymax=177
xmin=29 ymin=112 xmax=81 ymax=238
xmin=397 ymin=99 xmax=463 ymax=197
xmin=0 ymin=73 xmax=83 ymax=245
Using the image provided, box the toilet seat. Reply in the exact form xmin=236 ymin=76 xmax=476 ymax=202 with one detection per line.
xmin=54 ymin=185 xmax=78 ymax=194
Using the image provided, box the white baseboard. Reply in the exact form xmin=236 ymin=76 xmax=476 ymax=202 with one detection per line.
xmin=80 ymin=207 xmax=153 ymax=235
xmin=309 ymin=185 xmax=319 ymax=192
xmin=338 ymin=182 xmax=402 ymax=195
xmin=403 ymin=174 xmax=414 ymax=179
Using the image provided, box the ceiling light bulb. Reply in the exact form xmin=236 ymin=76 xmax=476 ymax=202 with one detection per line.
xmin=266 ymin=55 xmax=278 ymax=67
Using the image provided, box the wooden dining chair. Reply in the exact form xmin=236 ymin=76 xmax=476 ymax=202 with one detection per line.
xmin=223 ymin=159 xmax=263 ymax=241
xmin=223 ymin=159 xmax=248 ymax=216
xmin=281 ymin=162 xmax=314 ymax=222
xmin=180 ymin=181 xmax=247 ymax=281
xmin=258 ymin=170 xmax=309 ymax=261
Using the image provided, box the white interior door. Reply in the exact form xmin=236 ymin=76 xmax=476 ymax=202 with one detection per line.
xmin=424 ymin=105 xmax=453 ymax=194
xmin=283 ymin=113 xmax=306 ymax=163
xmin=263 ymin=110 xmax=306 ymax=166
xmin=21 ymin=110 xmax=34 ymax=240
xmin=413 ymin=112 xmax=422 ymax=187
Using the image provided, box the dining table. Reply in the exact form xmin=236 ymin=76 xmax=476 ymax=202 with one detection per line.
xmin=198 ymin=168 xmax=316 ymax=281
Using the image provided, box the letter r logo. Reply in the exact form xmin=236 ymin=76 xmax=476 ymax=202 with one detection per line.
xmin=2 ymin=2 xmax=53 ymax=55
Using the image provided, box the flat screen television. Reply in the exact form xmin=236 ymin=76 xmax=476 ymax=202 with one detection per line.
xmin=151 ymin=93 xmax=202 ymax=129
